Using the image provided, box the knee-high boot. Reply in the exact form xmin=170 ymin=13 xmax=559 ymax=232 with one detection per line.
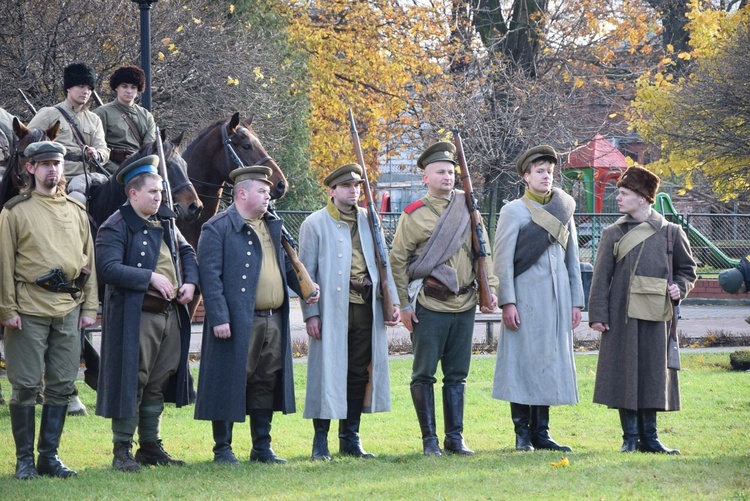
xmin=339 ymin=398 xmax=375 ymax=458
xmin=36 ymin=404 xmax=76 ymax=478
xmin=249 ymin=409 xmax=286 ymax=464
xmin=410 ymin=384 xmax=442 ymax=456
xmin=213 ymin=421 xmax=240 ymax=465
xmin=638 ymin=409 xmax=680 ymax=454
xmin=312 ymin=419 xmax=331 ymax=461
xmin=9 ymin=404 xmax=39 ymax=479
xmin=442 ymin=384 xmax=473 ymax=455
xmin=510 ymin=402 xmax=534 ymax=452
xmin=529 ymin=405 xmax=572 ymax=452
xmin=619 ymin=408 xmax=639 ymax=453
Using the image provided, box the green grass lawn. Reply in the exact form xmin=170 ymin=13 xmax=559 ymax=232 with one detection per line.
xmin=0 ymin=353 xmax=748 ymax=499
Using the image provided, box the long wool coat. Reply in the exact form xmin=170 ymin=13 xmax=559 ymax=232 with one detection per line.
xmin=589 ymin=210 xmax=696 ymax=411
xmin=298 ymin=206 xmax=397 ymax=419
xmin=492 ymin=195 xmax=584 ymax=406
xmin=194 ymin=205 xmax=301 ymax=422
xmin=95 ymin=204 xmax=199 ymax=419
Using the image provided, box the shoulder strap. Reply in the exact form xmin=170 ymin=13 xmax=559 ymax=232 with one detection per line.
xmin=3 ymin=192 xmax=31 ymax=209
xmin=118 ymin=109 xmax=143 ymax=145
xmin=521 ymin=196 xmax=570 ymax=250
xmin=55 ymin=105 xmax=87 ymax=151
xmin=613 ymin=222 xmax=657 ymax=262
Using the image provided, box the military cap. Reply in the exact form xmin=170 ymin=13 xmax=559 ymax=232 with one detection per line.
xmin=324 ymin=163 xmax=364 ymax=187
xmin=718 ymin=268 xmax=745 ymax=294
xmin=417 ymin=141 xmax=456 ymax=170
xmin=64 ymin=62 xmax=96 ymax=90
xmin=229 ymin=165 xmax=273 ymax=186
xmin=516 ymin=145 xmax=558 ymax=177
xmin=24 ymin=141 xmax=66 ymax=163
xmin=116 ymin=154 xmax=160 ymax=185
xmin=110 ymin=65 xmax=146 ymax=92
xmin=617 ymin=165 xmax=660 ymax=204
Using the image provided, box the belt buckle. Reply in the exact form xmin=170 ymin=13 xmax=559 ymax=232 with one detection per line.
xmin=255 ymin=309 xmax=273 ymax=317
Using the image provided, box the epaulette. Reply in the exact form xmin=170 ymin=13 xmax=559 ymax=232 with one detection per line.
xmin=404 ymin=200 xmax=425 ymax=215
xmin=2 ymin=192 xmax=31 ymax=210
xmin=64 ymin=194 xmax=86 ymax=210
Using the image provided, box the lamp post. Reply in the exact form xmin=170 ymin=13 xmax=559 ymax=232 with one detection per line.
xmin=131 ymin=0 xmax=158 ymax=111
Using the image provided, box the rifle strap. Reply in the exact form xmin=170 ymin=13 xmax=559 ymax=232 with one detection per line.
xmin=667 ymin=223 xmax=678 ymax=341
xmin=54 ymin=105 xmax=88 ymax=152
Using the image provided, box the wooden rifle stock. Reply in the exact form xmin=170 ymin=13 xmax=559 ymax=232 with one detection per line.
xmin=348 ymin=109 xmax=396 ymax=322
xmin=266 ymin=207 xmax=319 ymax=301
xmin=453 ymin=131 xmax=493 ymax=310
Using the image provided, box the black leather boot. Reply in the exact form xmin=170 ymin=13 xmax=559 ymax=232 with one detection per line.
xmin=135 ymin=440 xmax=186 ymax=466
xmin=9 ymin=404 xmax=39 ymax=479
xmin=339 ymin=398 xmax=375 ymax=458
xmin=249 ymin=409 xmax=287 ymax=464
xmin=213 ymin=421 xmax=240 ymax=465
xmin=411 ymin=384 xmax=442 ymax=456
xmin=529 ymin=405 xmax=572 ymax=452
xmin=36 ymin=404 xmax=77 ymax=478
xmin=312 ymin=419 xmax=331 ymax=461
xmin=619 ymin=408 xmax=639 ymax=453
xmin=442 ymin=384 xmax=474 ymax=455
xmin=638 ymin=409 xmax=680 ymax=454
xmin=113 ymin=441 xmax=141 ymax=472
xmin=510 ymin=402 xmax=534 ymax=452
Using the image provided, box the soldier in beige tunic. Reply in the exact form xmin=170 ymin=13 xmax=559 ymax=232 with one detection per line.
xmin=390 ymin=141 xmax=498 ymax=456
xmin=28 ymin=62 xmax=110 ymax=177
xmin=1 ymin=141 xmax=98 ymax=480
xmin=95 ymin=66 xmax=156 ymax=172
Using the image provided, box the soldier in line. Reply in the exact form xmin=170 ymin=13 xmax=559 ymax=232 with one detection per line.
xmin=390 ymin=141 xmax=498 ymax=456
xmin=195 ymin=166 xmax=318 ymax=465
xmin=94 ymin=65 xmax=156 ymax=173
xmin=95 ymin=156 xmax=199 ymax=472
xmin=1 ymin=141 xmax=98 ymax=479
xmin=298 ymin=163 xmax=400 ymax=461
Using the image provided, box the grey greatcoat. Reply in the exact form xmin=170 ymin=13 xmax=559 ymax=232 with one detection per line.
xmin=95 ymin=204 xmax=199 ymax=419
xmin=298 ymin=206 xmax=397 ymax=419
xmin=589 ymin=210 xmax=696 ymax=411
xmin=492 ymin=195 xmax=584 ymax=405
xmin=194 ymin=205 xmax=301 ymax=422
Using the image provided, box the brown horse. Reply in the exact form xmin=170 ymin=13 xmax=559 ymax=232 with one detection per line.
xmin=0 ymin=118 xmax=61 ymax=209
xmin=178 ymin=112 xmax=287 ymax=249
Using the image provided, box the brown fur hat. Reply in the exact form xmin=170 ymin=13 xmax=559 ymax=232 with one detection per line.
xmin=109 ymin=65 xmax=146 ymax=92
xmin=616 ymin=165 xmax=660 ymax=204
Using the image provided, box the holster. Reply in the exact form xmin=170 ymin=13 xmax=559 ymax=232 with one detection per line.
xmin=423 ymin=277 xmax=474 ymax=302
xmin=350 ymin=277 xmax=373 ymax=302
xmin=35 ymin=268 xmax=82 ymax=299
xmin=110 ymin=148 xmax=135 ymax=164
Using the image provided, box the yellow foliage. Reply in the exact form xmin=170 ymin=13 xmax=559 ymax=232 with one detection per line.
xmin=176 ymin=25 xmax=183 ymax=33
xmin=253 ymin=67 xmax=264 ymax=81
xmin=550 ymin=457 xmax=570 ymax=467
xmin=227 ymin=77 xmax=239 ymax=86
xmin=229 ymin=4 xmax=234 ymax=15
xmin=157 ymin=52 xmax=165 ymax=61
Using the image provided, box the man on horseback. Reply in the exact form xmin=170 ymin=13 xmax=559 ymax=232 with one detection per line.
xmin=94 ymin=66 xmax=156 ymax=173
xmin=1 ymin=141 xmax=98 ymax=479
xmin=28 ymin=62 xmax=110 ymax=179
xmin=95 ymin=155 xmax=198 ymax=472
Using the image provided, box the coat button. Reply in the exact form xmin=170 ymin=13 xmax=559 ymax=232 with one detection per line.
xmin=337 ymin=224 xmax=341 ymax=228
xmin=143 ymin=230 xmax=148 ymax=234
xmin=247 ymin=251 xmax=252 ymax=256
xmin=247 ymin=231 xmax=251 ymax=235
xmin=338 ymin=271 xmax=342 ymax=275
xmin=143 ymin=241 xmax=148 ymax=245
xmin=339 ymin=238 xmax=343 ymax=242
xmin=245 ymin=263 xmax=250 ymax=268
xmin=140 ymin=251 xmax=146 ymax=256
xmin=248 ymin=241 xmax=252 ymax=245
xmin=137 ymin=263 xmax=142 ymax=268
xmin=336 ymin=287 xmax=341 ymax=291
xmin=338 ymin=253 xmax=343 ymax=258
xmin=242 ymin=275 xmax=247 ymax=280
xmin=241 ymin=288 xmax=246 ymax=292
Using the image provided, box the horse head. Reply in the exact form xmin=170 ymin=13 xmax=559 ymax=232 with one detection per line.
xmin=223 ymin=112 xmax=287 ymax=200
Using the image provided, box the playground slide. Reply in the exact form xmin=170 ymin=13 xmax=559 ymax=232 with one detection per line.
xmin=654 ymin=193 xmax=739 ymax=269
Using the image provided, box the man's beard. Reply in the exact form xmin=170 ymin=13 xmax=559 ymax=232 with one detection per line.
xmin=42 ymin=176 xmax=60 ymax=190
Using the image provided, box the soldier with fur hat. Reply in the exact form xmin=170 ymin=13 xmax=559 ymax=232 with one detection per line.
xmin=1 ymin=141 xmax=98 ymax=479
xmin=298 ymin=162 xmax=400 ymax=460
xmin=28 ymin=63 xmax=109 ymax=179
xmin=95 ymin=65 xmax=156 ymax=173
xmin=391 ymin=140 xmax=498 ymax=456
xmin=589 ymin=165 xmax=696 ymax=455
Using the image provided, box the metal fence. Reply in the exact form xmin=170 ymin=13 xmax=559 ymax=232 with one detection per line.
xmin=277 ymin=210 xmax=750 ymax=274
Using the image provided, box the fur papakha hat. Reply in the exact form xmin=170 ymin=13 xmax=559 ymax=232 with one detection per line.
xmin=515 ymin=145 xmax=558 ymax=177
xmin=64 ymin=62 xmax=96 ymax=90
xmin=617 ymin=165 xmax=660 ymax=204
xmin=109 ymin=65 xmax=146 ymax=92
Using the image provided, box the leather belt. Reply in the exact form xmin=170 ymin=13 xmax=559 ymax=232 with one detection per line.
xmin=254 ymin=308 xmax=282 ymax=317
xmin=423 ymin=277 xmax=475 ymax=302
xmin=142 ymin=291 xmax=175 ymax=314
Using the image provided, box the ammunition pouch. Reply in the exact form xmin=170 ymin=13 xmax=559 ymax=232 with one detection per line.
xmin=350 ymin=277 xmax=373 ymax=302
xmin=423 ymin=276 xmax=474 ymax=302
xmin=110 ymin=148 xmax=135 ymax=165
xmin=35 ymin=268 xmax=81 ymax=299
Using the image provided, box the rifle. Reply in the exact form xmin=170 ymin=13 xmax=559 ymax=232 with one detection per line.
xmin=266 ymin=206 xmax=319 ymax=301
xmin=18 ymin=88 xmax=37 ymax=115
xmin=155 ymin=127 xmax=183 ymax=289
xmin=453 ymin=131 xmax=493 ymax=311
xmin=92 ymin=90 xmax=104 ymax=107
xmin=348 ymin=109 xmax=397 ymax=322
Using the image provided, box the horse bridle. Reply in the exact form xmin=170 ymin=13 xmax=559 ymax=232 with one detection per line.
xmin=221 ymin=122 xmax=273 ymax=177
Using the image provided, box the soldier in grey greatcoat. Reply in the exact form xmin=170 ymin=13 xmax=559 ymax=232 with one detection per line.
xmin=589 ymin=166 xmax=696 ymax=454
xmin=298 ymin=163 xmax=400 ymax=461
xmin=492 ymin=145 xmax=584 ymax=452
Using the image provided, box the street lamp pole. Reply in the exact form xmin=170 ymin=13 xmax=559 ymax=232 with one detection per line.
xmin=131 ymin=0 xmax=158 ymax=111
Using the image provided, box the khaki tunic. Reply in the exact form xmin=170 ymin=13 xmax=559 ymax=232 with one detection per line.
xmin=95 ymin=100 xmax=156 ymax=171
xmin=28 ymin=100 xmax=110 ymax=177
xmin=390 ymin=191 xmax=497 ymax=313
xmin=0 ymin=191 xmax=98 ymax=321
